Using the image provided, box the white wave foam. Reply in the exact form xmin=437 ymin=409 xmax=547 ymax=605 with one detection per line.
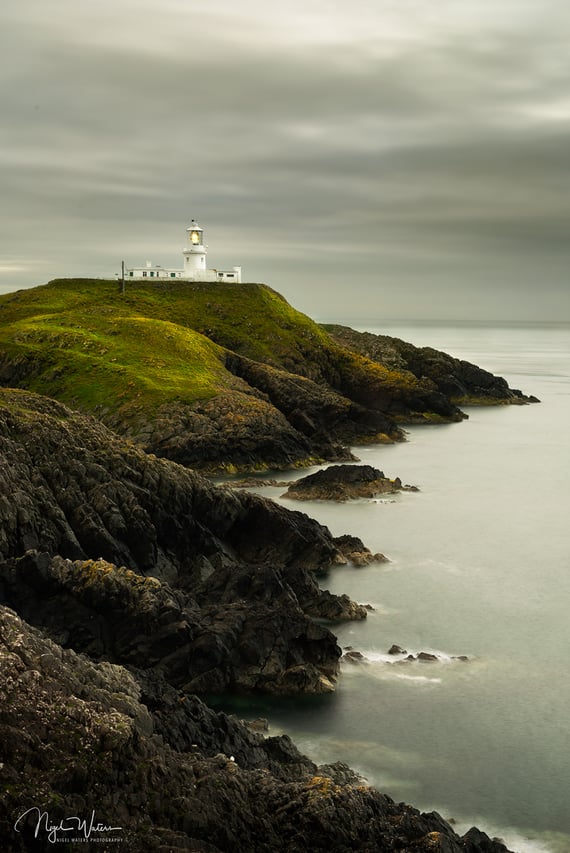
xmin=393 ymin=673 xmax=442 ymax=685
xmin=358 ymin=648 xmax=469 ymax=665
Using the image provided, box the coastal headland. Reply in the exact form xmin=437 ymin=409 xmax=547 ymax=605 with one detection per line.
xmin=0 ymin=279 xmax=533 ymax=850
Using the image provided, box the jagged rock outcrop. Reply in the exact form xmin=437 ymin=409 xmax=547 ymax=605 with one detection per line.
xmin=0 ymin=388 xmax=370 ymax=695
xmin=137 ymin=390 xmax=327 ymax=473
xmin=0 ymin=389 xmax=348 ymax=579
xmin=223 ymin=350 xmax=400 ymax=447
xmin=0 ymin=606 xmax=512 ymax=852
xmin=285 ymin=463 xmax=419 ymax=502
xmin=0 ymin=551 xmax=341 ymax=695
xmin=324 ymin=325 xmax=540 ymax=405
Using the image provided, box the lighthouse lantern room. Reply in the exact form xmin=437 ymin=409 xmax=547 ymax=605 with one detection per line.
xmin=125 ymin=220 xmax=242 ymax=283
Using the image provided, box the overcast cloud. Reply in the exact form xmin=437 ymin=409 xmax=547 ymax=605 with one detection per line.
xmin=1 ymin=0 xmax=569 ymax=321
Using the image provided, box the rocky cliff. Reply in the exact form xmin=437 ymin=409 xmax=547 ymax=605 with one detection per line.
xmin=0 ymin=279 xmax=534 ymax=473
xmin=0 ymin=388 xmax=372 ymax=696
xmin=0 ymin=606 xmax=512 ymax=852
xmin=0 ymin=387 xmax=514 ymax=851
xmin=324 ymin=324 xmax=540 ymax=406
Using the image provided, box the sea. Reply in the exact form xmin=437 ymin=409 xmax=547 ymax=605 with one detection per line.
xmin=223 ymin=321 xmax=570 ymax=853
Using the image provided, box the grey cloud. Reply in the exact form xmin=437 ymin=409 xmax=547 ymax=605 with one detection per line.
xmin=1 ymin=0 xmax=569 ymax=320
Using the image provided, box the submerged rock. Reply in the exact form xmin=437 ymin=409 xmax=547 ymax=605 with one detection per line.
xmin=343 ymin=648 xmax=367 ymax=664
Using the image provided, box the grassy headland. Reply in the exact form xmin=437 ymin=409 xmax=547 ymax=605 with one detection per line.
xmin=0 ymin=278 xmax=504 ymax=471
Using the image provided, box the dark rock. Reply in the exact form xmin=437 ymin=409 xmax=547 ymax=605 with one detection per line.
xmin=332 ymin=533 xmax=389 ymax=568
xmin=333 ymin=533 xmax=369 ymax=555
xmin=0 ymin=606 xmax=513 ymax=853
xmin=324 ymin=325 xmax=539 ymax=407
xmin=388 ymin=644 xmax=408 ymax=655
xmin=142 ymin=390 xmax=353 ymax=474
xmin=285 ymin=464 xmax=417 ymax=501
xmin=225 ymin=477 xmax=285 ymax=488
xmin=463 ymin=826 xmax=510 ymax=851
xmin=0 ymin=551 xmax=342 ymax=696
xmin=224 ymin=351 xmax=400 ymax=456
xmin=0 ymin=389 xmax=375 ymax=696
xmin=0 ymin=389 xmax=350 ymax=579
xmin=417 ymin=652 xmax=439 ymax=662
xmin=242 ymin=718 xmax=269 ymax=734
xmin=343 ymin=650 xmax=366 ymax=663
xmin=282 ymin=565 xmax=368 ymax=621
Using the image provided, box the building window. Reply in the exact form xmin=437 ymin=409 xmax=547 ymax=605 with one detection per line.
xmin=129 ymin=272 xmax=133 ymax=277
xmin=170 ymin=273 xmax=176 ymax=278
xmin=142 ymin=271 xmax=147 ymax=277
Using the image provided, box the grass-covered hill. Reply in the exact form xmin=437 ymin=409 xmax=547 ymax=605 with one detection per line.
xmin=0 ymin=278 xmax=513 ymax=472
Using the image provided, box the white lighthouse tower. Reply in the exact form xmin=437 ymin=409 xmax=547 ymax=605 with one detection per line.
xmin=124 ymin=220 xmax=242 ymax=283
xmin=183 ymin=220 xmax=207 ymax=276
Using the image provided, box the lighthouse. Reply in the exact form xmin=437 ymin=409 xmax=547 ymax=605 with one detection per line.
xmin=125 ymin=220 xmax=242 ymax=283
xmin=183 ymin=220 xmax=207 ymax=275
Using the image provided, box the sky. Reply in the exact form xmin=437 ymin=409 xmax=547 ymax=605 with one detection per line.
xmin=1 ymin=0 xmax=569 ymax=322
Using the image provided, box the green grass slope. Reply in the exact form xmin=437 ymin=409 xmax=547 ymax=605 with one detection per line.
xmin=0 ymin=299 xmax=234 ymax=417
xmin=0 ymin=277 xmax=329 ymax=362
xmin=0 ymin=278 xmax=421 ymax=410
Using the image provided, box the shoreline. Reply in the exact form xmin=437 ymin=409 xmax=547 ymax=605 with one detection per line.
xmin=247 ymin=375 xmax=568 ymax=853
xmin=0 ymin=388 xmax=516 ymax=852
xmin=0 ymin=284 xmax=555 ymax=851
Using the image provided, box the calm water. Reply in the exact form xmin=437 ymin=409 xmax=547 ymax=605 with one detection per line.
xmin=232 ymin=322 xmax=570 ymax=853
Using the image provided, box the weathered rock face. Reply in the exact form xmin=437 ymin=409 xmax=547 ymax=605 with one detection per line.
xmin=285 ymin=463 xmax=419 ymax=502
xmin=0 ymin=389 xmax=367 ymax=695
xmin=138 ymin=390 xmax=322 ymax=472
xmin=324 ymin=325 xmax=540 ymax=405
xmin=0 ymin=606 xmax=513 ymax=852
xmin=224 ymin=351 xmax=400 ymax=446
xmin=0 ymin=551 xmax=342 ymax=695
xmin=0 ymin=389 xmax=347 ymax=579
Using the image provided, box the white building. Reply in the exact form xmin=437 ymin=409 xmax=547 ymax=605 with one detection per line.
xmin=125 ymin=220 xmax=242 ymax=283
